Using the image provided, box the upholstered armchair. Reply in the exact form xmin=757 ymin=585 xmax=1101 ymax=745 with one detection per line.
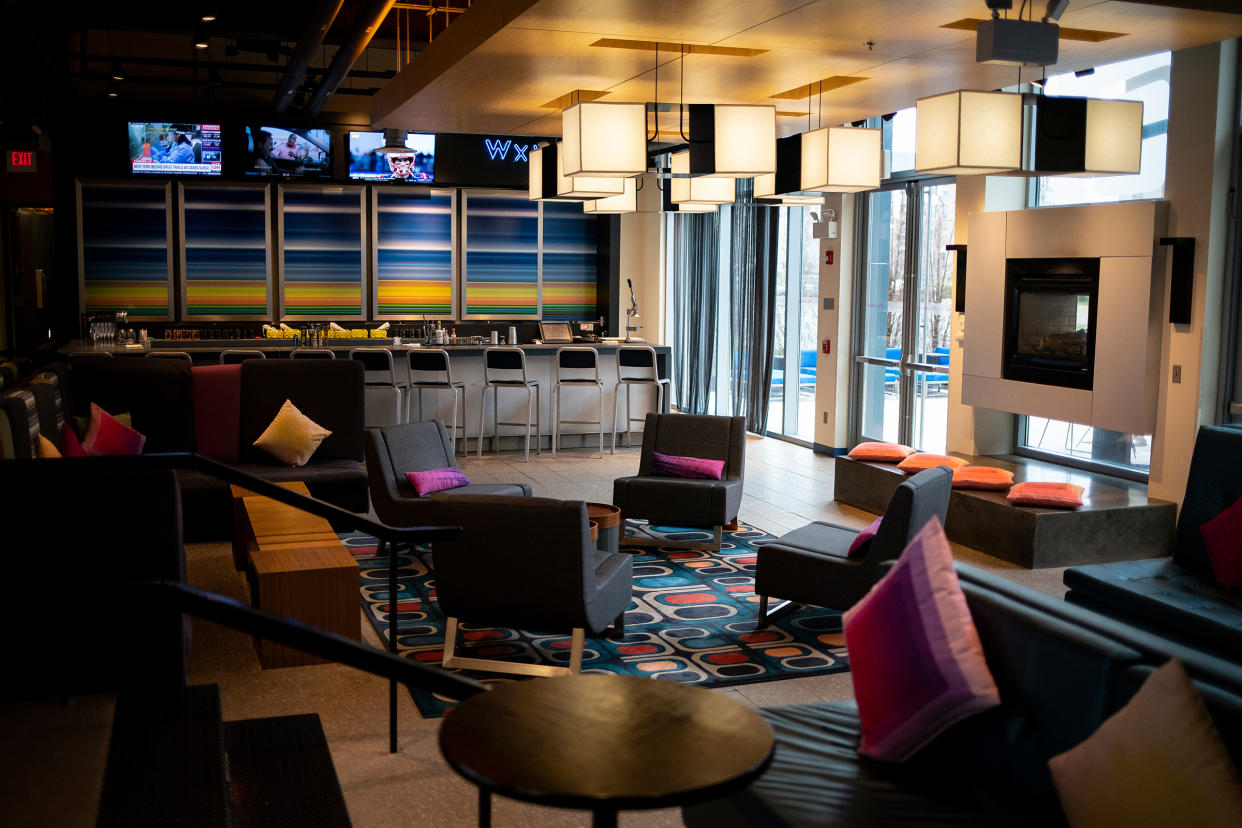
xmin=612 ymin=413 xmax=746 ymax=551
xmin=364 ymin=420 xmax=531 ymax=526
xmin=428 ymin=494 xmax=633 ymax=676
xmin=755 ymin=465 xmax=953 ymax=623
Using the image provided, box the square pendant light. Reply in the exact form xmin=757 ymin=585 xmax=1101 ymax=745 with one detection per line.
xmin=755 ymin=134 xmax=804 ymax=198
xmin=800 ymin=126 xmax=882 ymax=193
xmin=688 ymin=103 xmax=777 ymax=178
xmin=669 ymin=151 xmax=734 ymax=204
xmin=584 ymin=178 xmax=638 ymax=213
xmin=528 ymin=144 xmax=556 ymax=200
xmin=1029 ymin=95 xmax=1143 ymax=175
xmin=556 ymin=143 xmax=627 ymax=199
xmin=661 ymin=185 xmax=718 ymax=213
xmin=915 ymin=90 xmax=1022 ymax=175
xmin=561 ymin=101 xmax=647 ymax=178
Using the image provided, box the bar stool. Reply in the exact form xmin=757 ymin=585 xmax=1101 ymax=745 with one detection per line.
xmin=407 ymin=348 xmax=466 ymax=455
xmin=479 ymin=347 xmax=540 ymax=462
xmin=146 ymin=351 xmax=192 ymax=362
xmin=219 ymin=349 xmax=266 ymax=364
xmin=349 ymin=347 xmax=406 ymax=427
xmin=613 ymin=345 xmax=671 ymax=451
xmin=289 ymin=348 xmax=335 ymax=359
xmin=553 ymin=347 xmax=605 ymax=458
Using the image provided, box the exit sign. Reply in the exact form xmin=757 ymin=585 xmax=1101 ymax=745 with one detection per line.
xmin=7 ymin=150 xmax=37 ymax=173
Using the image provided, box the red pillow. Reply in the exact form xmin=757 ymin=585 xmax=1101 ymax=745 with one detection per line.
xmin=59 ymin=422 xmax=88 ymax=457
xmin=81 ymin=403 xmax=147 ymax=456
xmin=847 ymin=517 xmax=883 ymax=558
xmin=952 ymin=466 xmax=1015 ymax=491
xmin=1200 ymin=494 xmax=1242 ymax=589
xmin=1006 ymin=481 xmax=1084 ymax=508
xmin=896 ymin=453 xmax=968 ymax=474
xmin=191 ymin=364 xmax=242 ymax=463
xmin=652 ymin=451 xmax=725 ymax=480
xmin=406 ymin=467 xmax=469 ymax=496
xmin=848 ymin=442 xmax=915 ymax=463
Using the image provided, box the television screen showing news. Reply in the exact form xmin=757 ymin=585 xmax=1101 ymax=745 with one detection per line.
xmin=129 ymin=122 xmax=222 ymax=175
xmin=348 ymin=131 xmax=435 ymax=182
xmin=245 ymin=126 xmax=332 ymax=178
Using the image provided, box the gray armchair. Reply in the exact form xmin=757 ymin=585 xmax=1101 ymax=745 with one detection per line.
xmin=428 ymin=495 xmax=633 ymax=677
xmin=364 ymin=420 xmax=531 ymax=526
xmin=755 ymin=465 xmax=953 ymax=624
xmin=612 ymin=413 xmax=746 ymax=551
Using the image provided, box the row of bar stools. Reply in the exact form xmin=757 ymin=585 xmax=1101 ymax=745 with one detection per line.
xmin=553 ymin=347 xmax=605 ymax=458
xmin=480 ymin=347 xmax=540 ymax=462
xmin=613 ymin=345 xmax=670 ymax=451
xmin=408 ymin=349 xmax=466 ymax=455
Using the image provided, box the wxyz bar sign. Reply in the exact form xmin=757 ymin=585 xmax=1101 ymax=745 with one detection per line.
xmin=483 ymin=139 xmax=531 ymax=163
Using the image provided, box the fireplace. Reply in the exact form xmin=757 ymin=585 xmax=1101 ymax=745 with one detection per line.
xmin=1002 ymin=257 xmax=1099 ymax=390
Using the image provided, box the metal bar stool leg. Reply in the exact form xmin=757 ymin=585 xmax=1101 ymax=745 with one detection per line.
xmin=535 ymin=385 xmax=541 ymax=455
xmin=450 ymin=389 xmax=460 ymax=456
xmin=456 ymin=386 xmax=467 ymax=456
xmin=552 ymin=385 xmax=560 ymax=457
xmin=478 ymin=387 xmax=488 ymax=459
xmin=524 ymin=386 xmax=532 ymax=462
xmin=493 ymin=385 xmax=500 ymax=454
xmin=625 ymin=384 xmax=633 ymax=448
xmin=597 ymin=384 xmax=605 ymax=458
xmin=611 ymin=385 xmax=621 ymax=455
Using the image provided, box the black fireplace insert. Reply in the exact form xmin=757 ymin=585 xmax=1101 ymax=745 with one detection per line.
xmin=1002 ymin=257 xmax=1099 ymax=390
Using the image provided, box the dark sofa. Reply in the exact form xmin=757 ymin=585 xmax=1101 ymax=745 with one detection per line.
xmin=684 ymin=563 xmax=1242 ymax=827
xmin=1064 ymin=424 xmax=1242 ymax=657
xmin=69 ymin=357 xmax=368 ymax=539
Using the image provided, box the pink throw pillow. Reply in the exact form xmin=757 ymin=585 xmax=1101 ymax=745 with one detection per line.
xmin=81 ymin=403 xmax=147 ymax=456
xmin=1200 ymin=494 xmax=1242 ymax=590
xmin=843 ymin=518 xmax=1001 ymax=762
xmin=59 ymin=422 xmax=88 ymax=457
xmin=847 ymin=517 xmax=883 ymax=558
xmin=652 ymin=451 xmax=725 ymax=480
xmin=406 ymin=467 xmax=470 ymax=497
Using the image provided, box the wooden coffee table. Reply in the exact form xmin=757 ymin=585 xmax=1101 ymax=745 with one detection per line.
xmin=439 ymin=674 xmax=774 ymax=827
xmin=230 ymin=481 xmax=360 ymax=669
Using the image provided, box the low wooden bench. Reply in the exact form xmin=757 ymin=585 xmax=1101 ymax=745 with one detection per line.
xmin=834 ymin=454 xmax=1176 ymax=569
xmin=230 ymin=482 xmax=360 ymax=669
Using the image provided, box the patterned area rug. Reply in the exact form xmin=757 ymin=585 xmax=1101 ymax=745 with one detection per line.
xmin=346 ymin=521 xmax=850 ymax=718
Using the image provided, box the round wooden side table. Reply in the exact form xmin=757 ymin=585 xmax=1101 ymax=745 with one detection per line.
xmin=438 ymin=673 xmax=774 ymax=828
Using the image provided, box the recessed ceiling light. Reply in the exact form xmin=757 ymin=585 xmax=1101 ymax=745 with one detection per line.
xmin=194 ymin=27 xmax=209 ymax=49
xmin=106 ymin=81 xmax=119 ymax=98
xmin=111 ymin=61 xmax=125 ymax=81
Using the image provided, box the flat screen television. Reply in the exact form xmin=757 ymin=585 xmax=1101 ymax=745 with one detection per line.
xmin=244 ymin=126 xmax=332 ymax=178
xmin=348 ymin=130 xmax=435 ymax=183
xmin=129 ymin=122 xmax=222 ymax=175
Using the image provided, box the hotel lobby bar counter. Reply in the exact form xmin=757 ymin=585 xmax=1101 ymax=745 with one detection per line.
xmin=61 ymin=341 xmax=672 ymax=448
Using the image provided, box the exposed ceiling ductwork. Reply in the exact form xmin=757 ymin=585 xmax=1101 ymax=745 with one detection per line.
xmin=307 ymin=0 xmax=397 ymax=115
xmin=274 ymin=0 xmax=346 ymax=113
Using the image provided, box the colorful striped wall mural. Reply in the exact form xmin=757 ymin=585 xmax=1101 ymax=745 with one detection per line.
xmin=541 ymin=199 xmax=598 ymax=321
xmin=280 ymin=187 xmax=364 ymax=318
xmin=79 ymin=183 xmax=172 ymax=318
xmin=182 ymin=185 xmax=270 ymax=318
xmin=464 ymin=192 xmax=539 ymax=317
xmin=375 ymin=190 xmax=453 ymax=317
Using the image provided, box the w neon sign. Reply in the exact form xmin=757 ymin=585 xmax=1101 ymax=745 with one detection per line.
xmin=483 ymin=138 xmax=530 ymax=163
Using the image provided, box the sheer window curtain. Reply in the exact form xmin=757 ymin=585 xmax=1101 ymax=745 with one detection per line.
xmin=729 ymin=182 xmax=780 ymax=433
xmin=670 ymin=211 xmax=720 ymax=415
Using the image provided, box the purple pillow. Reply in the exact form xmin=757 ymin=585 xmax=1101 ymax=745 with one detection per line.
xmin=652 ymin=451 xmax=725 ymax=480
xmin=406 ymin=467 xmax=469 ymax=497
xmin=847 ymin=517 xmax=883 ymax=558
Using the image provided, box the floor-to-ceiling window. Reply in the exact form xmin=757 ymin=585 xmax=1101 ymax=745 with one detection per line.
xmin=853 ymin=175 xmax=956 ymax=453
xmin=1017 ymin=51 xmax=1171 ymax=478
xmin=767 ymin=206 xmax=821 ymax=444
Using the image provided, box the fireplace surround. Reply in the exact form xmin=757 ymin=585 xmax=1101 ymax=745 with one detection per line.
xmin=1002 ymin=257 xmax=1099 ymax=390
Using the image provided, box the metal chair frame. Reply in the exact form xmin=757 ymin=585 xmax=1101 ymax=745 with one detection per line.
xmin=553 ymin=347 xmax=605 ymax=458
xmin=145 ymin=351 xmax=192 ymax=362
xmin=479 ymin=347 xmax=540 ymax=462
xmin=612 ymin=345 xmax=671 ymax=452
xmin=350 ymin=347 xmax=406 ymax=427
xmin=289 ymin=348 xmax=336 ymax=359
xmin=218 ymin=349 xmax=266 ymax=364
xmin=406 ymin=349 xmax=466 ymax=454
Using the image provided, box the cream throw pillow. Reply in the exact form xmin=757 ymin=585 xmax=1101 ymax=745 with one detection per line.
xmin=252 ymin=399 xmax=332 ymax=467
xmin=1049 ymin=659 xmax=1242 ymax=827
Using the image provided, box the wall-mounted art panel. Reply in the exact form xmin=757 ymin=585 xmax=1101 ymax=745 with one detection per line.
xmin=278 ymin=185 xmax=365 ymax=320
xmin=373 ymin=188 xmax=454 ymax=319
xmin=77 ymin=181 xmax=173 ymax=319
xmin=180 ymin=184 xmax=271 ymax=319
xmin=462 ymin=191 xmax=539 ymax=319
xmin=541 ymin=200 xmax=598 ymax=321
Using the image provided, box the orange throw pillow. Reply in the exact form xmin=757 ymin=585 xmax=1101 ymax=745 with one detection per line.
xmin=1007 ymin=481 xmax=1085 ymax=508
xmin=848 ymin=441 xmax=915 ymax=463
xmin=896 ymin=453 xmax=968 ymax=474
xmin=953 ymin=466 xmax=1015 ymax=491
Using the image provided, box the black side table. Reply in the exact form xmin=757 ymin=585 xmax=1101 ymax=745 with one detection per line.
xmin=438 ymin=674 xmax=774 ymax=828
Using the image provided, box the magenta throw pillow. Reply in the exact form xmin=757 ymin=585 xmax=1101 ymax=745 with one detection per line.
xmin=59 ymin=422 xmax=88 ymax=457
xmin=406 ymin=467 xmax=470 ymax=497
xmin=191 ymin=364 xmax=242 ymax=463
xmin=82 ymin=403 xmax=147 ymax=456
xmin=843 ymin=518 xmax=1001 ymax=762
xmin=1200 ymin=494 xmax=1242 ymax=590
xmin=652 ymin=451 xmax=725 ymax=480
xmin=847 ymin=517 xmax=883 ymax=559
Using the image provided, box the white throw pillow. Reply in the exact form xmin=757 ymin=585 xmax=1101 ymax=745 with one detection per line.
xmin=252 ymin=399 xmax=332 ymax=467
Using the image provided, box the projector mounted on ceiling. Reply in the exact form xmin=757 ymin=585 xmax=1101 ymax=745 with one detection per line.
xmin=976 ymin=0 xmax=1064 ymax=67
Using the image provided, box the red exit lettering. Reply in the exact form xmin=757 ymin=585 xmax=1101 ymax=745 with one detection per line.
xmin=11 ymin=151 xmax=33 ymax=167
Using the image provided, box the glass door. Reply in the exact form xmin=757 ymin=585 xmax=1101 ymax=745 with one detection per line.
xmin=854 ymin=178 xmax=955 ymax=450
xmin=766 ymin=205 xmax=820 ymax=444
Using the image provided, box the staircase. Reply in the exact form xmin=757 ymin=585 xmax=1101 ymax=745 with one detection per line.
xmin=96 ymin=684 xmax=352 ymax=828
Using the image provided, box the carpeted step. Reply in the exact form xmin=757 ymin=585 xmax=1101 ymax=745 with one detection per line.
xmin=97 ymin=683 xmax=231 ymax=828
xmin=223 ymin=713 xmax=352 ymax=828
